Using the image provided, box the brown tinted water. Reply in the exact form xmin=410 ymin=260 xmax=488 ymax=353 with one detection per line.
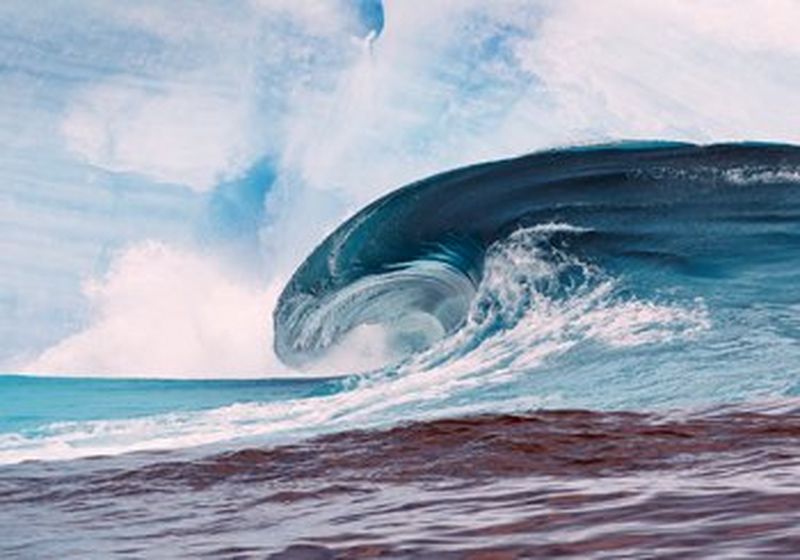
xmin=2 ymin=408 xmax=800 ymax=558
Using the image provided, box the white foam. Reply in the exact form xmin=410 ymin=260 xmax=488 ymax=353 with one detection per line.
xmin=405 ymin=225 xmax=710 ymax=382
xmin=724 ymin=167 xmax=800 ymax=185
xmin=22 ymin=242 xmax=292 ymax=379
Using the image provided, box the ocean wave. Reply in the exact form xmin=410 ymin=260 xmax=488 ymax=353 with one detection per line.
xmin=275 ymin=142 xmax=800 ymax=376
xmin=3 ymin=142 xmax=800 ymax=465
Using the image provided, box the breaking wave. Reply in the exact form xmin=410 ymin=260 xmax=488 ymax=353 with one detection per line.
xmin=275 ymin=142 xmax=800 ymax=380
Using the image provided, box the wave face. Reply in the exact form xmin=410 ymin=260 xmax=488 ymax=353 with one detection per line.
xmin=275 ymin=142 xmax=800 ymax=379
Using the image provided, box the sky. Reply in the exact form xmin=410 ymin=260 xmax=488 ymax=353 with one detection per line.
xmin=3 ymin=0 xmax=800 ymax=378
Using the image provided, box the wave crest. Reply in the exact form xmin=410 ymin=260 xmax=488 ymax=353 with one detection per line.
xmin=275 ymin=142 xmax=800 ymax=374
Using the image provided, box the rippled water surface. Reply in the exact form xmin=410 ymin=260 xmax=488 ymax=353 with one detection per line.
xmin=4 ymin=407 xmax=800 ymax=559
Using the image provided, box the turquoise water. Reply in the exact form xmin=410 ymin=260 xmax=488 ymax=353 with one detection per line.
xmin=0 ymin=375 xmax=339 ymax=436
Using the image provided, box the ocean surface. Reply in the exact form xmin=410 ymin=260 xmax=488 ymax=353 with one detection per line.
xmin=3 ymin=142 xmax=800 ymax=557
xmin=4 ymin=407 xmax=800 ymax=558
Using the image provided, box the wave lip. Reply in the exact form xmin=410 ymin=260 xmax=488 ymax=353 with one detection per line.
xmin=274 ymin=141 xmax=800 ymax=371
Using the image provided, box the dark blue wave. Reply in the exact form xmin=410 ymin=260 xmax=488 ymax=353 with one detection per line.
xmin=274 ymin=142 xmax=800 ymax=369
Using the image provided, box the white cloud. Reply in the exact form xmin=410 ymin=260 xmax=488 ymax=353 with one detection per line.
xmin=508 ymin=0 xmax=800 ymax=143
xmin=248 ymin=0 xmax=347 ymax=35
xmin=61 ymin=83 xmax=255 ymax=192
xmin=57 ymin=0 xmax=369 ymax=193
xmin=281 ymin=0 xmax=800 ymax=211
xmin=279 ymin=0 xmax=546 ymax=205
xmin=24 ymin=242 xmax=288 ymax=378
